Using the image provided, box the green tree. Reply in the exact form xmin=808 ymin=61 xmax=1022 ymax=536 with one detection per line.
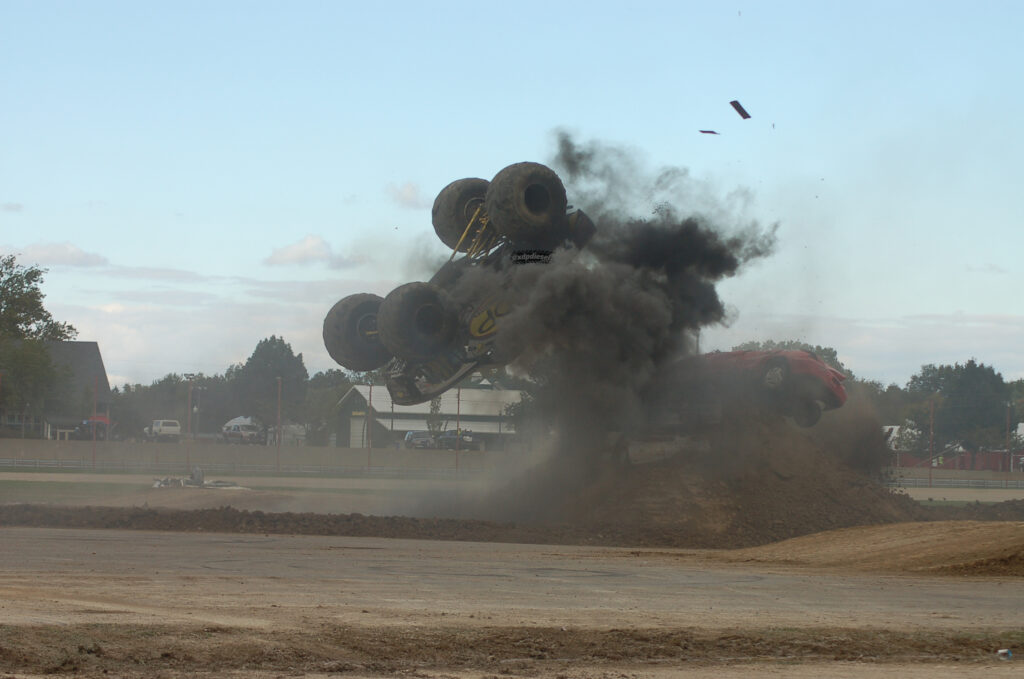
xmin=854 ymin=379 xmax=914 ymax=426
xmin=0 ymin=255 xmax=77 ymax=341
xmin=304 ymin=370 xmax=352 ymax=445
xmin=109 ymin=374 xmax=189 ymax=437
xmin=427 ymin=396 xmax=444 ymax=434
xmin=0 ymin=255 xmax=77 ymax=426
xmin=347 ymin=365 xmax=390 ymax=386
xmin=231 ymin=336 xmax=308 ymax=424
xmin=503 ymin=391 xmax=535 ymax=434
xmin=194 ymin=373 xmax=239 ymax=434
xmin=905 ymin=360 xmax=1010 ymax=450
xmin=0 ymin=340 xmax=63 ymax=430
xmin=308 ymin=369 xmax=351 ymax=390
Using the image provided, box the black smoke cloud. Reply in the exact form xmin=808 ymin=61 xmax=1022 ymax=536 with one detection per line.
xmin=456 ymin=133 xmax=778 ymax=456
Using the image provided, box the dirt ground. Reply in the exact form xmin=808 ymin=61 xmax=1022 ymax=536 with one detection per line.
xmin=2 ymin=413 xmax=1024 ymax=677
xmin=1 ymin=525 xmax=1023 ymax=679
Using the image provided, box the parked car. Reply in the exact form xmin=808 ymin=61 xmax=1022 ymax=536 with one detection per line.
xmin=222 ymin=423 xmax=265 ymax=445
xmin=144 ymin=419 xmax=181 ymax=443
xmin=436 ymin=429 xmax=481 ymax=451
xmin=403 ymin=430 xmax=437 ymax=449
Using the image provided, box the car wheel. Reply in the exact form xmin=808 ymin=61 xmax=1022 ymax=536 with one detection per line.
xmin=760 ymin=358 xmax=790 ymax=391
xmin=791 ymin=399 xmax=823 ymax=427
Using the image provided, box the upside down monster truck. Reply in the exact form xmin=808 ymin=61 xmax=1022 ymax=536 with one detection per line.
xmin=322 ymin=162 xmax=595 ymax=406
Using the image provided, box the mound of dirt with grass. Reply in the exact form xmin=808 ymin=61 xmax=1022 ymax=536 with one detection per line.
xmin=556 ymin=413 xmax=922 ymax=548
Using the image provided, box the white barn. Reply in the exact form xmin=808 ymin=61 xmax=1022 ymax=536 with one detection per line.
xmin=337 ymin=383 xmax=523 ymax=448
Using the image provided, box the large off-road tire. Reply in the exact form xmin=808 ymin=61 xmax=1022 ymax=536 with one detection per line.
xmin=485 ymin=162 xmax=568 ymax=245
xmin=432 ymin=178 xmax=489 ymax=251
xmin=322 ymin=293 xmax=393 ymax=371
xmin=377 ymin=282 xmax=458 ymax=361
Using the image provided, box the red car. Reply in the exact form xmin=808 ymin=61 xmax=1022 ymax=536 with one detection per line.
xmin=696 ymin=350 xmax=847 ymax=426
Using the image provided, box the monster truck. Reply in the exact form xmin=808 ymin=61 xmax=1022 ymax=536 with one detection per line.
xmin=323 ymin=162 xmax=595 ymax=405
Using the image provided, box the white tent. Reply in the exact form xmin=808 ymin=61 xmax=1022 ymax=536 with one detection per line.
xmin=222 ymin=415 xmax=260 ymax=430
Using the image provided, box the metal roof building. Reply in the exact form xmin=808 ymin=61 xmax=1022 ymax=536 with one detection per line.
xmin=337 ymin=383 xmax=522 ymax=448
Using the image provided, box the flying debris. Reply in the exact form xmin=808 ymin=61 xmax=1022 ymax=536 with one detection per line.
xmin=699 ymin=130 xmax=720 ymax=135
xmin=729 ymin=100 xmax=751 ymax=119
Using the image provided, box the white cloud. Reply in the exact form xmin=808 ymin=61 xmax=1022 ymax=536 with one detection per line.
xmin=5 ymin=242 xmax=108 ymax=267
xmin=263 ymin=234 xmax=364 ymax=269
xmin=104 ymin=265 xmax=207 ymax=282
xmin=386 ymin=182 xmax=431 ymax=210
xmin=67 ymin=292 xmax=340 ymax=386
xmin=264 ymin=234 xmax=330 ymax=265
xmin=1 ymin=202 xmax=23 ymax=212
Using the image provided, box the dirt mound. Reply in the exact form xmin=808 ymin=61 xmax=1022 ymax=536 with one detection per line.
xmin=556 ymin=415 xmax=920 ymax=548
xmin=725 ymin=520 xmax=1024 ymax=575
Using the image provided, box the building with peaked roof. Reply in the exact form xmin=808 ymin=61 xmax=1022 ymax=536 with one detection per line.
xmin=336 ymin=383 xmax=522 ymax=448
xmin=1 ymin=340 xmax=112 ymax=439
xmin=43 ymin=341 xmax=112 ymax=439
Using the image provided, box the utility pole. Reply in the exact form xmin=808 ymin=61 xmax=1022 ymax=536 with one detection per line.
xmin=185 ymin=376 xmax=193 ymax=473
xmin=1006 ymin=403 xmax=1011 ymax=477
xmin=929 ymin=400 xmax=935 ymax=489
xmin=366 ymin=383 xmax=373 ymax=470
xmin=455 ymin=387 xmax=462 ymax=472
xmin=193 ymin=387 xmax=203 ymax=439
xmin=91 ymin=375 xmax=98 ymax=469
xmin=276 ymin=376 xmax=282 ymax=474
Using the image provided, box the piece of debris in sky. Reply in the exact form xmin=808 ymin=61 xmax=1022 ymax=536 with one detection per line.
xmin=699 ymin=130 xmax=720 ymax=135
xmin=730 ymin=100 xmax=751 ymax=119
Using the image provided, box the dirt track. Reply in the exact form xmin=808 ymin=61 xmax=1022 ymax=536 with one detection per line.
xmin=1 ymin=524 xmax=1023 ymax=678
xmin=4 ymin=414 xmax=1024 ymax=676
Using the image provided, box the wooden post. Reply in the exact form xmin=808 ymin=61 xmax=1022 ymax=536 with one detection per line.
xmin=276 ymin=376 xmax=282 ymax=474
xmin=929 ymin=400 xmax=934 ymax=488
xmin=1005 ymin=403 xmax=1011 ymax=482
xmin=455 ymin=387 xmax=461 ymax=472
xmin=186 ymin=379 xmax=193 ymax=473
xmin=91 ymin=375 xmax=98 ymax=469
xmin=367 ymin=384 xmax=373 ymax=468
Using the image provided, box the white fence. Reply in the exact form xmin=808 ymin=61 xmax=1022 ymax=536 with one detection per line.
xmin=886 ymin=476 xmax=1024 ymax=490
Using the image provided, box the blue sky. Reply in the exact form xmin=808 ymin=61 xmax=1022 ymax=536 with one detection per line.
xmin=2 ymin=1 xmax=1023 ymax=387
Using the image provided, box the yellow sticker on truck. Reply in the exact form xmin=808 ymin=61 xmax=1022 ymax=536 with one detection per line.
xmin=469 ymin=300 xmax=511 ymax=338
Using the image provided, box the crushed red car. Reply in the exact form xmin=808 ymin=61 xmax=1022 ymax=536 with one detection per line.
xmin=698 ymin=349 xmax=847 ymax=427
xmin=643 ymin=349 xmax=847 ymax=431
